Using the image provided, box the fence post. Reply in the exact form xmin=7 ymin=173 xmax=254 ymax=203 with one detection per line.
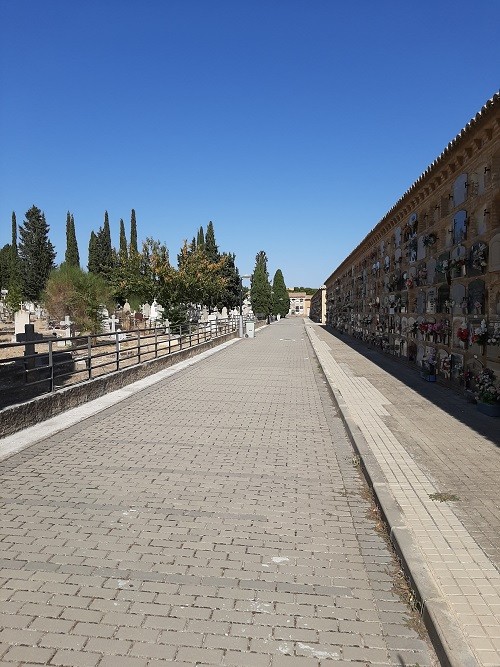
xmin=87 ymin=336 xmax=92 ymax=380
xmin=115 ymin=332 xmax=120 ymax=371
xmin=137 ymin=330 xmax=141 ymax=364
xmin=179 ymin=325 xmax=182 ymax=351
xmin=155 ymin=328 xmax=158 ymax=358
xmin=48 ymin=339 xmax=54 ymax=392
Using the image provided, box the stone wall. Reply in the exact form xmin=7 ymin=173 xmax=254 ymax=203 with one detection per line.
xmin=324 ymin=93 xmax=500 ymax=389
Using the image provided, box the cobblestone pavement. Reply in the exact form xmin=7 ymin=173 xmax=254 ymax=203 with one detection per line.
xmin=0 ymin=319 xmax=438 ymax=666
xmin=307 ymin=322 xmax=500 ymax=667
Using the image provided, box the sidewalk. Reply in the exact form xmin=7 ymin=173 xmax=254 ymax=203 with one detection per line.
xmin=307 ymin=321 xmax=500 ymax=667
xmin=0 ymin=319 xmax=437 ymax=667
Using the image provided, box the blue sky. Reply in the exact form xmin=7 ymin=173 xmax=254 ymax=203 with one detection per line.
xmin=1 ymin=1 xmax=499 ymax=289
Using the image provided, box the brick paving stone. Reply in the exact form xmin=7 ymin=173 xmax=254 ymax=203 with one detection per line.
xmin=0 ymin=319 xmax=438 ymax=666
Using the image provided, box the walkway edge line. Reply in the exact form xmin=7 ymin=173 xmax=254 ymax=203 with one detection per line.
xmin=305 ymin=323 xmax=479 ymax=667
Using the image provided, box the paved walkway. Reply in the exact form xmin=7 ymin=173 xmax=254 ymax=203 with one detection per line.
xmin=307 ymin=322 xmax=500 ymax=667
xmin=0 ymin=319 xmax=437 ymax=667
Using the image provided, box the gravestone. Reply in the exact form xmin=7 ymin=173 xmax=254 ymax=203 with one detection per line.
xmin=427 ymin=258 xmax=437 ymax=285
xmin=200 ymin=306 xmax=209 ymax=323
xmin=417 ymin=235 xmax=426 ymax=261
xmin=417 ymin=290 xmax=426 ymax=315
xmin=14 ymin=310 xmax=30 ymax=337
xmin=221 ymin=306 xmax=228 ymax=319
xmin=450 ymin=283 xmax=466 ymax=316
xmin=468 ymin=279 xmax=485 ymax=316
xmin=416 ymin=344 xmax=425 ymax=365
xmin=427 ymin=288 xmax=437 ymax=314
xmin=164 ymin=318 xmax=170 ymax=335
xmin=142 ymin=302 xmax=151 ymax=319
xmin=488 ymin=233 xmax=500 ymax=272
xmin=123 ymin=301 xmax=131 ymax=314
xmin=16 ymin=323 xmax=43 ymax=371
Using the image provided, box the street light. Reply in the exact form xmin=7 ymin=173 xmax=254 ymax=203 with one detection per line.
xmin=239 ymin=274 xmax=251 ymax=337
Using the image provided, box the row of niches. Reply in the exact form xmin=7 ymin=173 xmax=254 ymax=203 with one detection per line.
xmin=361 ymin=214 xmax=495 ymax=273
xmin=329 ymin=315 xmax=499 ymax=384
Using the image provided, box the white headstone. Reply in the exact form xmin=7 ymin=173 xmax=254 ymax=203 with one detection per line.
xmin=221 ymin=306 xmax=228 ymax=319
xmin=123 ymin=301 xmax=131 ymax=314
xmin=14 ymin=310 xmax=30 ymax=336
xmin=142 ymin=302 xmax=151 ymax=318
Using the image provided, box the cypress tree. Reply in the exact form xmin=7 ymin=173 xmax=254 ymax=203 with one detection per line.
xmin=10 ymin=211 xmax=19 ymax=285
xmin=205 ymin=221 xmax=218 ymax=262
xmin=88 ymin=231 xmax=98 ymax=273
xmin=130 ymin=209 xmax=138 ymax=255
xmin=65 ymin=211 xmax=80 ymax=267
xmin=271 ymin=269 xmax=290 ymax=317
xmin=119 ymin=218 xmax=128 ymax=262
xmin=196 ymin=226 xmax=205 ymax=250
xmin=250 ymin=250 xmax=272 ymax=318
xmin=18 ymin=205 xmax=56 ymax=301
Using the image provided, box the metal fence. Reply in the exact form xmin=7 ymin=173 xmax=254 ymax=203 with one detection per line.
xmin=0 ymin=319 xmax=237 ymax=410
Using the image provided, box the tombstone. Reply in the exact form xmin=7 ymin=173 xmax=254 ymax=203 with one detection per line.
xmin=489 ymin=277 xmax=500 ymax=318
xmin=489 ymin=233 xmax=500 ymax=272
xmin=427 ymin=258 xmax=437 ymax=285
xmin=416 ymin=344 xmax=425 ymax=366
xmin=221 ymin=306 xmax=228 ymax=320
xmin=450 ymin=353 xmax=464 ymax=383
xmin=450 ymin=283 xmax=466 ymax=316
xmin=14 ymin=310 xmax=30 ymax=337
xmin=16 ymin=323 xmax=43 ymax=371
xmin=142 ymin=302 xmax=151 ymax=319
xmin=450 ymin=245 xmax=467 ymax=278
xmin=394 ymin=227 xmax=402 ymax=248
xmin=164 ymin=318 xmax=170 ymax=335
xmin=427 ymin=288 xmax=437 ymax=314
xmin=438 ymin=350 xmax=451 ymax=379
xmin=468 ymin=279 xmax=485 ymax=316
xmin=200 ymin=306 xmax=209 ymax=323
xmin=453 ymin=210 xmax=467 ymax=245
xmin=207 ymin=311 xmax=218 ymax=334
xmin=453 ymin=317 xmax=467 ymax=348
xmin=109 ymin=314 xmax=119 ymax=333
xmin=417 ymin=290 xmax=426 ymax=315
xmin=150 ymin=300 xmax=159 ymax=320
xmin=123 ymin=301 xmax=131 ymax=314
xmin=417 ymin=235 xmax=426 ymax=261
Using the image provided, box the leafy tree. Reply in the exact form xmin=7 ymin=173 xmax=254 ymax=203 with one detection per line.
xmin=119 ymin=218 xmax=128 ymax=262
xmin=250 ymin=250 xmax=272 ymax=318
xmin=18 ymin=205 xmax=56 ymax=301
xmin=43 ymin=264 xmax=112 ymax=334
xmin=130 ymin=209 xmax=138 ymax=255
xmin=271 ymin=269 xmax=290 ymax=317
xmin=5 ymin=283 xmax=23 ymax=314
xmin=64 ymin=212 xmax=80 ymax=267
xmin=205 ymin=221 xmax=218 ymax=262
xmin=171 ymin=242 xmax=226 ymax=309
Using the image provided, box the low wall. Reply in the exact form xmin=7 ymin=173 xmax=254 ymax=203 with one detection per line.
xmin=0 ymin=330 xmax=238 ymax=438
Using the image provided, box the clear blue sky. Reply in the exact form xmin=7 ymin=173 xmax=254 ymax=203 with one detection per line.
xmin=1 ymin=0 xmax=499 ymax=289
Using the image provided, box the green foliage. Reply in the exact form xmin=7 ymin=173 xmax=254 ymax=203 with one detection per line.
xmin=196 ymin=226 xmax=205 ymax=250
xmin=204 ymin=221 xmax=218 ymax=262
xmin=10 ymin=211 xmax=19 ymax=285
xmin=64 ymin=212 xmax=80 ymax=267
xmin=119 ymin=218 xmax=128 ymax=262
xmin=0 ymin=243 xmax=12 ymax=289
xmin=272 ymin=269 xmax=290 ymax=316
xmin=130 ymin=209 xmax=138 ymax=255
xmin=5 ymin=283 xmax=23 ymax=314
xmin=42 ymin=264 xmax=112 ymax=334
xmin=250 ymin=250 xmax=272 ymax=317
xmin=18 ymin=205 xmax=56 ymax=301
xmin=88 ymin=211 xmax=114 ymax=278
xmin=292 ymin=286 xmax=317 ymax=294
xmin=218 ymin=252 xmax=240 ymax=309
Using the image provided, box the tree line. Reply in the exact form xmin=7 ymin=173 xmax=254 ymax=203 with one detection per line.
xmin=1 ymin=206 xmax=289 ymax=331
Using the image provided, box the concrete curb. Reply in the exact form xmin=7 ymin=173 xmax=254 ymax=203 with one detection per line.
xmin=305 ymin=324 xmax=479 ymax=667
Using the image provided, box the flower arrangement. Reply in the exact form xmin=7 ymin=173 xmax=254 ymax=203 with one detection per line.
xmin=405 ymin=278 xmax=414 ymax=289
xmin=436 ymin=259 xmax=449 ymax=273
xmin=449 ymin=257 xmax=466 ymax=271
xmin=457 ymin=327 xmax=469 ymax=343
xmin=423 ymin=233 xmax=437 ymax=247
xmin=474 ymin=368 xmax=500 ymax=404
xmin=471 ymin=243 xmax=488 ymax=271
xmin=472 ymin=320 xmax=488 ymax=346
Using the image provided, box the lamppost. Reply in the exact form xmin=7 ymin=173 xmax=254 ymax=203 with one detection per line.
xmin=239 ymin=274 xmax=251 ymax=337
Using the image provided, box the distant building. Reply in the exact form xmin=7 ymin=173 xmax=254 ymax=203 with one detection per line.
xmin=288 ymin=291 xmax=311 ymax=316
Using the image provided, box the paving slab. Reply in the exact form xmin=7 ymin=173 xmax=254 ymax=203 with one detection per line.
xmin=307 ymin=321 xmax=500 ymax=667
xmin=0 ymin=319 xmax=437 ymax=666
